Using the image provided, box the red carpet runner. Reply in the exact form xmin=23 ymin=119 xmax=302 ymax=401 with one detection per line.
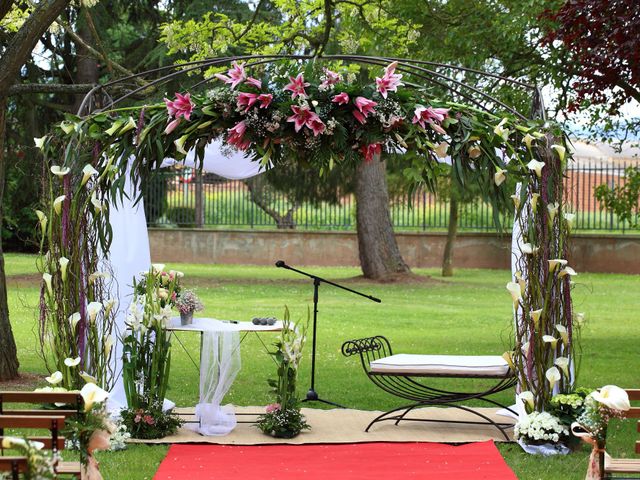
xmin=153 ymin=441 xmax=517 ymax=479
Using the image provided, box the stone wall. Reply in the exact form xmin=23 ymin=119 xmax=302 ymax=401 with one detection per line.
xmin=149 ymin=229 xmax=640 ymax=274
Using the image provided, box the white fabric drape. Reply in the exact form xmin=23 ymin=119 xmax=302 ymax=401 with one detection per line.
xmin=106 ymin=142 xmax=264 ymax=414
xmin=193 ymin=325 xmax=241 ymax=436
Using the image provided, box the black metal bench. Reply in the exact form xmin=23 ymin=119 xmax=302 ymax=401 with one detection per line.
xmin=342 ymin=335 xmax=517 ymax=440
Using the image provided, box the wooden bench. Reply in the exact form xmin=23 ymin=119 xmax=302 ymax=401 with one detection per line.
xmin=0 ymin=391 xmax=84 ymax=478
xmin=342 ymin=336 xmax=517 ymax=440
xmin=602 ymin=389 xmax=640 ymax=479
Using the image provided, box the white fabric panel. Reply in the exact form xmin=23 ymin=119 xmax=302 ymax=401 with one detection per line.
xmin=162 ymin=139 xmax=266 ymax=179
xmin=370 ymin=354 xmax=510 ymax=376
xmin=105 ymin=171 xmax=151 ymax=412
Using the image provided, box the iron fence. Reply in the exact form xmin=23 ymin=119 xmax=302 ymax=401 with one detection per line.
xmin=144 ymin=160 xmax=640 ymax=233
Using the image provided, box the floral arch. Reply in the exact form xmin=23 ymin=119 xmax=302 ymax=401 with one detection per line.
xmin=35 ymin=55 xmax=575 ymax=413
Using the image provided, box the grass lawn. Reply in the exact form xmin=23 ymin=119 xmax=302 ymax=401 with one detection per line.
xmin=2 ymin=253 xmax=639 ymax=479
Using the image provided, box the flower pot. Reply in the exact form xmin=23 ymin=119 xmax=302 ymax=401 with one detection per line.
xmin=180 ymin=312 xmax=193 ymax=326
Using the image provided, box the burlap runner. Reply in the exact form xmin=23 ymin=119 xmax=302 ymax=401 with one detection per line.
xmin=129 ymin=406 xmax=515 ymax=445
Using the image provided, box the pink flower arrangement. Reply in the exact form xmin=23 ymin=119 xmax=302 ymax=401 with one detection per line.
xmin=245 ymin=77 xmax=262 ymax=89
xmin=214 ymin=61 xmax=247 ymax=89
xmin=320 ymin=68 xmax=341 ymax=88
xmin=237 ymin=92 xmax=259 ymax=112
xmin=257 ymin=93 xmax=273 ymax=108
xmin=352 ymin=96 xmax=378 ymax=125
xmin=227 ymin=120 xmax=251 ymax=150
xmin=284 ymin=73 xmax=310 ymax=100
xmin=412 ymin=106 xmax=450 ymax=134
xmin=375 ymin=61 xmax=403 ymax=99
xmin=287 ymin=105 xmax=325 ymax=136
xmin=265 ymin=403 xmax=281 ymax=413
xmin=361 ymin=143 xmax=382 ymax=162
xmin=163 ymin=92 xmax=195 ymax=134
xmin=331 ymin=92 xmax=350 ymax=105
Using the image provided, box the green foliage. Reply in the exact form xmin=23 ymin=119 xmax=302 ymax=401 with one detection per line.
xmin=120 ymin=402 xmax=183 ymax=440
xmin=594 ymin=166 xmax=640 ymax=228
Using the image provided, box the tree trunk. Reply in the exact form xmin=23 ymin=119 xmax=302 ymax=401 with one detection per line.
xmin=72 ymin=14 xmax=99 ymax=114
xmin=245 ymin=176 xmax=298 ymax=229
xmin=0 ymin=97 xmax=20 ymax=380
xmin=442 ymin=198 xmax=459 ymax=277
xmin=355 ymin=157 xmax=410 ymax=280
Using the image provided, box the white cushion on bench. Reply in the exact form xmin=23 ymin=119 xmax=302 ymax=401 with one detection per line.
xmin=370 ymin=354 xmax=510 ymax=376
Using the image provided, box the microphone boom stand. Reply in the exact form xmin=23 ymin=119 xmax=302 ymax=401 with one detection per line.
xmin=275 ymin=260 xmax=381 ymax=408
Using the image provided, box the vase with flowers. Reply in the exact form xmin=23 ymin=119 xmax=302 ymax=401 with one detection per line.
xmin=256 ymin=308 xmax=310 ymax=438
xmin=174 ymin=290 xmax=203 ymax=325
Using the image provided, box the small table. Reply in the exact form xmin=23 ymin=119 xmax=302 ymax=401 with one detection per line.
xmin=166 ymin=317 xmax=282 ymax=372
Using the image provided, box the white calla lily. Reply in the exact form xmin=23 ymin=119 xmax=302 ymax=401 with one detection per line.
xmin=552 ymin=144 xmax=566 ymax=162
xmin=591 ymin=385 xmax=631 ymax=411
xmin=530 ymin=309 xmax=543 ymax=330
xmin=558 ymin=266 xmax=577 ymax=278
xmin=510 ymin=194 xmax=520 ymax=210
xmin=105 ymin=120 xmax=124 ymax=136
xmin=506 ymin=282 xmax=522 ymax=309
xmin=515 ymin=271 xmax=526 ymax=295
xmin=90 ymin=192 xmax=104 ymax=214
xmin=68 ymin=312 xmax=81 ymax=331
xmin=35 ymin=210 xmax=48 ymax=232
xmin=554 ymin=356 xmax=570 ymax=377
xmin=574 ymin=312 xmax=585 ymax=326
xmin=493 ymin=118 xmax=510 ymax=141
xmin=548 ymin=259 xmax=568 ymax=272
xmin=556 ymin=325 xmax=569 ymax=345
xmin=87 ymin=301 xmax=103 ymax=323
xmin=468 ymin=143 xmax=482 ymax=159
xmin=502 ymin=351 xmax=515 ymax=370
xmin=119 ymin=116 xmax=137 ymax=134
xmin=531 ymin=193 xmax=540 ymax=211
xmin=521 ymin=341 xmax=531 ymax=358
xmin=527 ymin=159 xmax=545 ymax=178
xmin=519 ymin=391 xmax=535 ymax=412
xmin=64 ymin=357 xmax=81 ymax=367
xmin=80 ymin=382 xmax=109 ymax=412
xmin=81 ymin=164 xmax=99 ymax=186
xmin=59 ymin=257 xmax=69 ymax=282
xmin=523 ymin=133 xmax=535 ymax=150
xmin=34 ymin=136 xmax=47 ymax=150
xmin=53 ymin=195 xmax=66 ymax=215
xmin=59 ymin=121 xmax=76 ymax=134
xmin=521 ymin=243 xmax=539 ymax=255
xmin=45 ymin=371 xmax=63 ymax=385
xmin=543 ymin=335 xmax=558 ymax=349
xmin=50 ymin=165 xmax=71 ymax=178
xmin=104 ymin=335 xmax=115 ymax=356
xmin=42 ymin=273 xmax=53 ymax=296
xmin=547 ymin=202 xmax=559 ymax=223
xmin=434 ymin=141 xmax=449 ymax=159
xmin=80 ymin=372 xmax=97 ymax=384
xmin=546 ymin=366 xmax=561 ymax=391
xmin=564 ymin=212 xmax=576 ymax=230
xmin=174 ymin=135 xmax=189 ymax=155
xmin=494 ymin=169 xmax=507 ymax=186
xmin=103 ymin=298 xmax=118 ymax=318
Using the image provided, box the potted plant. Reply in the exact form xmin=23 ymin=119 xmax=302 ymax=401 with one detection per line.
xmin=256 ymin=308 xmax=310 ymax=438
xmin=174 ymin=290 xmax=203 ymax=325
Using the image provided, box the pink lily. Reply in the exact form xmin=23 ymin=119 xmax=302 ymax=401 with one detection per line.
xmin=331 ymin=92 xmax=350 ymax=105
xmin=245 ymin=77 xmax=262 ymax=89
xmin=227 ymin=121 xmax=251 ymax=150
xmin=164 ymin=118 xmax=182 ymax=135
xmin=214 ymin=61 xmax=246 ymax=89
xmin=164 ymin=92 xmax=194 ymax=120
xmin=236 ymin=92 xmax=260 ymax=112
xmin=353 ymin=96 xmax=377 ymax=124
xmin=320 ymin=68 xmax=341 ymax=88
xmin=360 ymin=143 xmax=382 ymax=162
xmin=257 ymin=93 xmax=273 ymax=108
xmin=284 ymin=73 xmax=310 ymax=99
xmin=286 ymin=105 xmax=325 ymax=136
xmin=412 ymin=106 xmax=450 ymax=130
xmin=375 ymin=62 xmax=404 ymax=99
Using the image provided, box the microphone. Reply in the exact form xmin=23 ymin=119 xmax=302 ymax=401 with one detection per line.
xmin=275 ymin=260 xmax=287 ymax=268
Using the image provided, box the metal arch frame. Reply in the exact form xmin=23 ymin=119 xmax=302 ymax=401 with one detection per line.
xmin=341 ymin=336 xmax=518 ymax=441
xmin=78 ymin=54 xmax=544 ymax=121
